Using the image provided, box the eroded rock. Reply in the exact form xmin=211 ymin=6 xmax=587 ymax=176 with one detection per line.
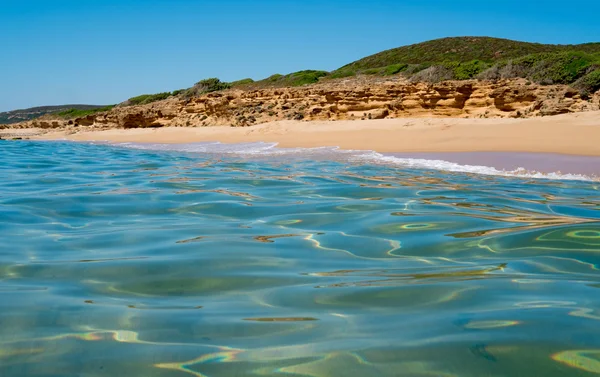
xmin=4 ymin=78 xmax=599 ymax=130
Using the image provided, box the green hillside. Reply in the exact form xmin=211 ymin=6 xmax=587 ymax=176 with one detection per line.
xmin=0 ymin=105 xmax=108 ymax=124
xmin=328 ymin=37 xmax=600 ymax=96
xmin=3 ymin=37 xmax=600 ymax=122
xmin=335 ymin=36 xmax=600 ymax=74
xmin=233 ymin=37 xmax=600 ymax=96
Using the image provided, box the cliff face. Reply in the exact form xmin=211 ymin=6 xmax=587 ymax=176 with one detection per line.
xmin=4 ymin=78 xmax=599 ymax=130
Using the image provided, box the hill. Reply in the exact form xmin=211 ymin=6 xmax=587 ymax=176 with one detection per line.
xmin=335 ymin=36 xmax=600 ymax=74
xmin=326 ymin=37 xmax=600 ymax=96
xmin=228 ymin=37 xmax=600 ymax=97
xmin=0 ymin=105 xmax=108 ymax=124
xmin=2 ymin=37 xmax=600 ymax=124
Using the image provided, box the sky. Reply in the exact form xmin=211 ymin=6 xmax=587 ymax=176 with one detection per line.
xmin=2 ymin=0 xmax=600 ymax=112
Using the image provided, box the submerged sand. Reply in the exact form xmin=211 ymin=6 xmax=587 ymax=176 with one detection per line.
xmin=28 ymin=111 xmax=600 ymax=156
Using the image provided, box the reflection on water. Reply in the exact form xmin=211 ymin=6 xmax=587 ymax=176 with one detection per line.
xmin=1 ymin=141 xmax=600 ymax=376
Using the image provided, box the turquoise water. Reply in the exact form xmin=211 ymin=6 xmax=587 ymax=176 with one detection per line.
xmin=1 ymin=140 xmax=600 ymax=376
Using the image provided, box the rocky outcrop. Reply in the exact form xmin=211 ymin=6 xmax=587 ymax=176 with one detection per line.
xmin=3 ymin=78 xmax=599 ymax=131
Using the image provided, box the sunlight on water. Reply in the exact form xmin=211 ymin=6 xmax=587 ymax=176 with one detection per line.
xmin=1 ymin=140 xmax=600 ymax=376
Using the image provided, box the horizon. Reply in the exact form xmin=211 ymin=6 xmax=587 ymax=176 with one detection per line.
xmin=2 ymin=0 xmax=600 ymax=112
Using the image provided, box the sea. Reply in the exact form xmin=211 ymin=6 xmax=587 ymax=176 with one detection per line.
xmin=1 ymin=140 xmax=600 ymax=376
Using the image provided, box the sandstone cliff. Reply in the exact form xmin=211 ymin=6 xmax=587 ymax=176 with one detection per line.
xmin=3 ymin=78 xmax=599 ymax=131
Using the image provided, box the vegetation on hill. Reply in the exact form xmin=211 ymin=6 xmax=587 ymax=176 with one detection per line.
xmin=574 ymin=70 xmax=600 ymax=97
xmin=4 ymin=37 xmax=600 ymax=124
xmin=328 ymin=37 xmax=600 ymax=97
xmin=229 ymin=78 xmax=255 ymax=87
xmin=257 ymin=70 xmax=329 ymax=87
xmin=335 ymin=36 xmax=600 ymax=75
xmin=56 ymin=105 xmax=115 ymax=118
xmin=477 ymin=51 xmax=600 ymax=96
xmin=123 ymin=90 xmax=189 ymax=106
xmin=0 ymin=105 xmax=108 ymax=124
xmin=181 ymin=78 xmax=232 ymax=99
xmin=114 ymin=38 xmax=600 ymax=107
xmin=112 ymin=79 xmax=234 ymax=107
xmin=126 ymin=92 xmax=172 ymax=106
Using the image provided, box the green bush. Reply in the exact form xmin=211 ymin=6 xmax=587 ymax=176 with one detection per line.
xmin=573 ymin=69 xmax=600 ymax=97
xmin=182 ymin=78 xmax=231 ymax=99
xmin=127 ymin=92 xmax=172 ymax=105
xmin=268 ymin=74 xmax=283 ymax=82
xmin=363 ymin=68 xmax=382 ymax=75
xmin=450 ymin=60 xmax=489 ymax=80
xmin=356 ymin=64 xmax=408 ymax=76
xmin=409 ymin=65 xmax=454 ymax=83
xmin=287 ymin=70 xmax=328 ymax=86
xmin=527 ymin=52 xmax=594 ymax=84
xmin=328 ymin=69 xmax=356 ymax=79
xmin=476 ymin=51 xmax=600 ymax=86
xmin=262 ymin=70 xmax=328 ymax=86
xmin=404 ymin=63 xmax=431 ymax=75
xmin=57 ymin=105 xmax=115 ymax=118
xmin=193 ymin=78 xmax=231 ymax=92
xmin=229 ymin=78 xmax=255 ymax=87
xmin=384 ymin=63 xmax=408 ymax=75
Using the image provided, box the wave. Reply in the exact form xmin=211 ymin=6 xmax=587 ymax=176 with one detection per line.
xmin=112 ymin=141 xmax=597 ymax=182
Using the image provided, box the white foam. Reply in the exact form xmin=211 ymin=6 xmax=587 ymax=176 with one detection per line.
xmin=114 ymin=141 xmax=597 ymax=182
xmin=353 ymin=151 xmax=596 ymax=182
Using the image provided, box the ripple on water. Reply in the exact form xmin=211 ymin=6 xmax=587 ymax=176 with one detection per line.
xmin=1 ymin=141 xmax=600 ymax=376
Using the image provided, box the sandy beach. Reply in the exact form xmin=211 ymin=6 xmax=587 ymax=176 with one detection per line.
xmin=26 ymin=111 xmax=600 ymax=156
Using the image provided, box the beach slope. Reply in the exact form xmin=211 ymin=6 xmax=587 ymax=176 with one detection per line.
xmin=32 ymin=111 xmax=600 ymax=156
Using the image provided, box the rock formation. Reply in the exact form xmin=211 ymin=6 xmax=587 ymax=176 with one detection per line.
xmin=3 ymin=77 xmax=599 ymax=131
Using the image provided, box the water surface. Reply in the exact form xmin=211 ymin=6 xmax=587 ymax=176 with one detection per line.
xmin=1 ymin=141 xmax=600 ymax=376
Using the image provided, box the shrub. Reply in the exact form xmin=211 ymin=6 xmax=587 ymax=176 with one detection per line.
xmin=127 ymin=92 xmax=172 ymax=105
xmin=268 ymin=74 xmax=283 ymax=82
xmin=263 ymin=70 xmax=329 ymax=86
xmin=498 ymin=61 xmax=531 ymax=79
xmin=287 ymin=70 xmax=328 ymax=86
xmin=182 ymin=78 xmax=231 ymax=99
xmin=476 ymin=65 xmax=501 ymax=80
xmin=527 ymin=52 xmax=594 ymax=84
xmin=384 ymin=63 xmax=408 ymax=75
xmin=451 ymin=60 xmax=489 ymax=80
xmin=409 ymin=65 xmax=454 ymax=83
xmin=478 ymin=60 xmax=530 ymax=80
xmin=57 ymin=105 xmax=115 ymax=118
xmin=328 ymin=69 xmax=356 ymax=79
xmin=404 ymin=63 xmax=431 ymax=75
xmin=363 ymin=68 xmax=382 ymax=75
xmin=193 ymin=78 xmax=231 ymax=93
xmin=357 ymin=64 xmax=409 ymax=76
xmin=476 ymin=52 xmax=600 ymax=86
xmin=229 ymin=78 xmax=254 ymax=87
xmin=573 ymin=69 xmax=600 ymax=97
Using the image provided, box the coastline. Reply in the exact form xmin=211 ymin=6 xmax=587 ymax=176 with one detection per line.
xmin=26 ymin=111 xmax=600 ymax=156
xmin=387 ymin=152 xmax=600 ymax=176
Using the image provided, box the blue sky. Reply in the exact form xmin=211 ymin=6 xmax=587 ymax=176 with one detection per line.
xmin=2 ymin=0 xmax=600 ymax=111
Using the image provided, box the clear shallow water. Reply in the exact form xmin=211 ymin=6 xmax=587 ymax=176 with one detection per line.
xmin=1 ymin=140 xmax=600 ymax=377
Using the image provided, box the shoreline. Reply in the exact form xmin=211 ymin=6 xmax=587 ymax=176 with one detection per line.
xmin=386 ymin=152 xmax=600 ymax=176
xmin=24 ymin=111 xmax=600 ymax=157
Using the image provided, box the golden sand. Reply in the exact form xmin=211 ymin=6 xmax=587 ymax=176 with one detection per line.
xmin=31 ymin=111 xmax=600 ymax=156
